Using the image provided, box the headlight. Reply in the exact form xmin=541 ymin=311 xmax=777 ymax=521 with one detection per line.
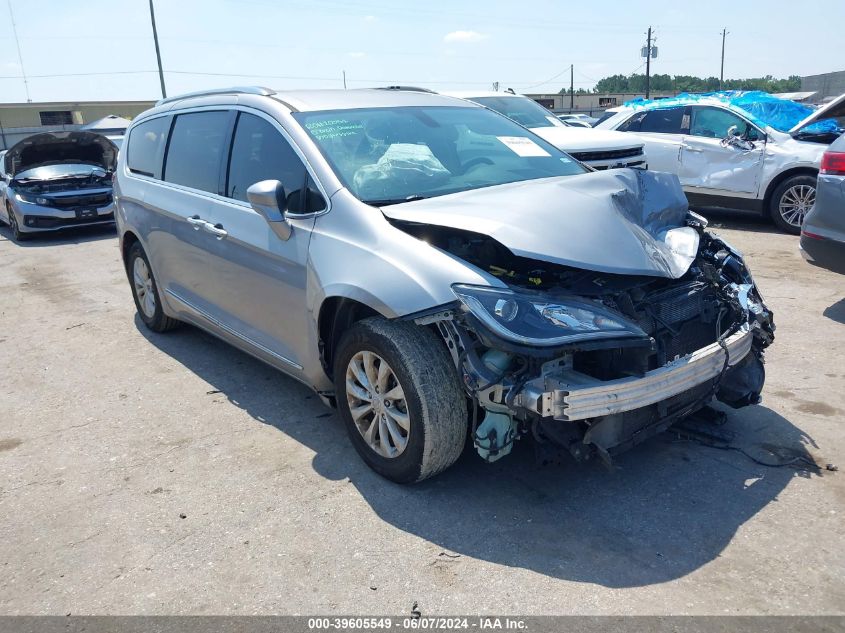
xmin=452 ymin=284 xmax=646 ymax=346
xmin=16 ymin=192 xmax=50 ymax=206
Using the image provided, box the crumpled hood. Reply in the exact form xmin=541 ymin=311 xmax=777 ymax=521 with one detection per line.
xmin=380 ymin=169 xmax=698 ymax=279
xmin=531 ymin=125 xmax=644 ymax=153
xmin=4 ymin=131 xmax=118 ymax=177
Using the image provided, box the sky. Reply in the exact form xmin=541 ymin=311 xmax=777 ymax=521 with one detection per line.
xmin=0 ymin=0 xmax=843 ymax=104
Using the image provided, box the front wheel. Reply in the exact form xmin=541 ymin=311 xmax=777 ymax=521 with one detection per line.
xmin=6 ymin=203 xmax=29 ymax=241
xmin=769 ymin=174 xmax=816 ymax=235
xmin=334 ymin=318 xmax=467 ymax=483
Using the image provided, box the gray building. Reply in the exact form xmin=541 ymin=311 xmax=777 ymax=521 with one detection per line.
xmin=0 ymin=100 xmax=155 ymax=150
xmin=525 ymin=91 xmax=676 ymax=115
xmin=801 ymin=71 xmax=845 ymax=102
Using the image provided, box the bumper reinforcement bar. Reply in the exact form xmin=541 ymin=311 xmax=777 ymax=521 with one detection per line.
xmin=519 ymin=325 xmax=753 ymax=421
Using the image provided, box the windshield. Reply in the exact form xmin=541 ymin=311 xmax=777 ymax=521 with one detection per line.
xmin=294 ymin=106 xmax=585 ymax=205
xmin=467 ymin=96 xmax=565 ymax=129
xmin=13 ymin=163 xmax=108 ymax=181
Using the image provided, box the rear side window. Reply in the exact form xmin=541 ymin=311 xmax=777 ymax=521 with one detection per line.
xmin=618 ymin=107 xmax=686 ymax=134
xmin=127 ymin=116 xmax=169 ymax=177
xmin=226 ymin=112 xmax=314 ymax=211
xmin=164 ymin=111 xmax=230 ymax=193
xmin=639 ymin=108 xmax=686 ymax=134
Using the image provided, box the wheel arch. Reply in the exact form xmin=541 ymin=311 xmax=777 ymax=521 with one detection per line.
xmin=762 ymin=166 xmax=818 ymax=210
xmin=317 ymin=295 xmax=382 ymax=379
xmin=120 ymin=230 xmax=141 ymax=269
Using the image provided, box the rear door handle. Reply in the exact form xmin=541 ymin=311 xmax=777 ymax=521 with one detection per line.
xmin=203 ymin=222 xmax=228 ymax=239
xmin=186 ymin=215 xmax=206 ymax=230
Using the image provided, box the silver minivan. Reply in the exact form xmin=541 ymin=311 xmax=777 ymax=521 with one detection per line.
xmin=115 ymin=87 xmax=775 ymax=483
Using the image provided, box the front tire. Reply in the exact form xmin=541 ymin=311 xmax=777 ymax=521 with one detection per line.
xmin=126 ymin=241 xmax=180 ymax=333
xmin=6 ymin=203 xmax=29 ymax=242
xmin=334 ymin=317 xmax=467 ymax=483
xmin=769 ymin=174 xmax=816 ymax=235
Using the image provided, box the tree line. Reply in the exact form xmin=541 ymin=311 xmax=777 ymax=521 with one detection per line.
xmin=560 ymin=74 xmax=801 ymax=95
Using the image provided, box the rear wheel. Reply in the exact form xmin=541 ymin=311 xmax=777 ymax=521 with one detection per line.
xmin=769 ymin=174 xmax=816 ymax=235
xmin=126 ymin=241 xmax=180 ymax=332
xmin=333 ymin=317 xmax=467 ymax=483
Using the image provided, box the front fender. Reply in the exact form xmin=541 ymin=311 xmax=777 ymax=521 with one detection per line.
xmin=306 ymin=189 xmax=499 ymax=322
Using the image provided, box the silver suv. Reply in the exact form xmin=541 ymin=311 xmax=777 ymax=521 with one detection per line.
xmin=115 ymin=87 xmax=775 ymax=483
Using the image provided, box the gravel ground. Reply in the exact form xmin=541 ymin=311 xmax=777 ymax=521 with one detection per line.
xmin=0 ymin=213 xmax=843 ymax=615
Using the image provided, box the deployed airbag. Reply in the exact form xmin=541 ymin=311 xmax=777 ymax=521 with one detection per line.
xmin=353 ymin=143 xmax=450 ymax=200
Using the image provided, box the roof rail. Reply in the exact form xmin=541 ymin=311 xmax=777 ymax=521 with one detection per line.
xmin=156 ymin=86 xmax=276 ymax=106
xmin=375 ymin=85 xmax=436 ymax=94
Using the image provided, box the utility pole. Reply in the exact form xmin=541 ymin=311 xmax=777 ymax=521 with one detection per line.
xmin=570 ymin=64 xmax=574 ymax=111
xmin=719 ymin=28 xmax=728 ymax=91
xmin=148 ymin=0 xmax=167 ymax=98
xmin=342 ymin=70 xmax=347 ymax=89
xmin=645 ymin=26 xmax=652 ymax=100
xmin=7 ymin=0 xmax=31 ymax=102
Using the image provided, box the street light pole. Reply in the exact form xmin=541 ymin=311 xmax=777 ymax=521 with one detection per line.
xmin=719 ymin=28 xmax=728 ymax=91
xmin=7 ymin=0 xmax=31 ymax=102
xmin=645 ymin=26 xmax=652 ymax=100
xmin=149 ymin=0 xmax=167 ymax=98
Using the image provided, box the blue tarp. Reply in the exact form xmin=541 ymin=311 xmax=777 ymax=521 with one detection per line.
xmin=624 ymin=91 xmax=839 ymax=135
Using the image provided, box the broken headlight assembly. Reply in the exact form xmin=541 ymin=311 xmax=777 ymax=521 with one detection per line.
xmin=452 ymin=284 xmax=646 ymax=346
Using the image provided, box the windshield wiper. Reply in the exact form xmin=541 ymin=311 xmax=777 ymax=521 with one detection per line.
xmin=363 ymin=194 xmax=429 ymax=207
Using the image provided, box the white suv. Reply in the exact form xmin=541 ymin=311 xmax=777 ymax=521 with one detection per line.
xmin=448 ymin=92 xmax=647 ymax=171
xmin=596 ymin=95 xmax=845 ymax=234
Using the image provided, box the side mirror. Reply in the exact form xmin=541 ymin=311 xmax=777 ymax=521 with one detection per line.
xmin=726 ymin=125 xmax=741 ymax=139
xmin=247 ymin=179 xmax=292 ymax=241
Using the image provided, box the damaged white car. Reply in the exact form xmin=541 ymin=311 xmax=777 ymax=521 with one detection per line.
xmin=0 ymin=131 xmax=117 ymax=241
xmin=596 ymin=93 xmax=845 ymax=234
xmin=116 ymin=88 xmax=774 ymax=483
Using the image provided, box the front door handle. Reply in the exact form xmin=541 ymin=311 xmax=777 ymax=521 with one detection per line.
xmin=683 ymin=145 xmax=704 ymax=153
xmin=186 ymin=215 xmax=206 ymax=230
xmin=204 ymin=222 xmax=228 ymax=239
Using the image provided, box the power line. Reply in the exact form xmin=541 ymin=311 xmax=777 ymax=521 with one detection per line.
xmin=0 ymin=68 xmax=607 ymax=90
xmin=524 ymin=66 xmax=573 ymax=90
xmin=0 ymin=70 xmax=159 ymax=79
xmin=6 ymin=0 xmax=30 ymax=102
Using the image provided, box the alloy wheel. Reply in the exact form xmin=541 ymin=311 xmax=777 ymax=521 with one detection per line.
xmin=778 ymin=184 xmax=815 ymax=228
xmin=345 ymin=350 xmax=410 ymax=458
xmin=133 ymin=256 xmax=156 ymax=318
xmin=7 ymin=206 xmax=20 ymax=236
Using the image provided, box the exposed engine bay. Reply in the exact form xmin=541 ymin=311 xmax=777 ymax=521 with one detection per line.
xmin=398 ymin=212 xmax=775 ymax=467
xmin=3 ymin=131 xmax=117 ymax=229
xmin=12 ymin=168 xmax=113 ymax=194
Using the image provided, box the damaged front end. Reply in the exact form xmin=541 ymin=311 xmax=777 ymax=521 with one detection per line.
xmin=398 ymin=176 xmax=775 ymax=467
